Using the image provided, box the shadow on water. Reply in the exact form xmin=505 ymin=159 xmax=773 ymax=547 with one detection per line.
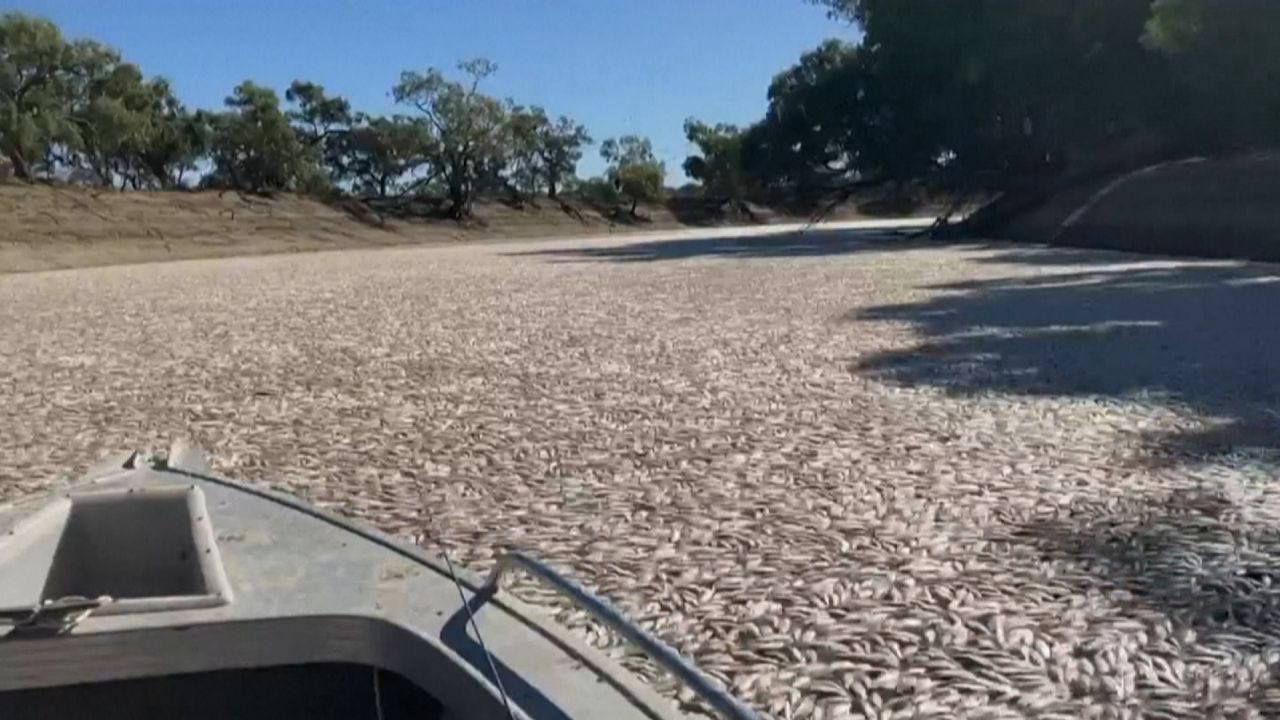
xmin=851 ymin=247 xmax=1280 ymax=463
xmin=507 ymin=226 xmax=936 ymax=263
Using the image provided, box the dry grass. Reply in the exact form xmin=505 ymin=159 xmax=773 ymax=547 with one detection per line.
xmin=3 ymin=228 xmax=1280 ymax=718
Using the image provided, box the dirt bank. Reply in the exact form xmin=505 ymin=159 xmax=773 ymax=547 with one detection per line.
xmin=992 ymin=151 xmax=1280 ymax=262
xmin=0 ymin=184 xmax=915 ymax=274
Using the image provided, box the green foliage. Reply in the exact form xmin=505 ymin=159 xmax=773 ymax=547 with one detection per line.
xmin=205 ymin=81 xmax=306 ymax=193
xmin=1141 ymin=0 xmax=1202 ymax=53
xmin=600 ymin=135 xmax=664 ymax=215
xmin=69 ymin=57 xmax=144 ymax=185
xmin=1143 ymin=1 xmax=1280 ymax=146
xmin=135 ymin=82 xmax=209 ymax=188
xmin=787 ymin=0 xmax=1280 ymax=204
xmin=600 ymin=134 xmax=654 ymax=167
xmin=292 ymin=162 xmax=335 ymax=198
xmin=576 ymin=175 xmax=620 ymax=208
xmin=2 ymin=14 xmax=597 ymax=211
xmin=505 ymin=105 xmax=543 ymax=193
xmin=285 ymin=80 xmax=352 ymax=185
xmin=758 ymin=0 xmax=1181 ymax=202
xmin=393 ymin=58 xmax=510 ymax=217
xmin=509 ymin=105 xmax=591 ymax=198
xmin=334 ymin=115 xmax=431 ymax=198
xmin=808 ymin=0 xmax=861 ymax=23
xmin=70 ymin=57 xmax=182 ymax=188
xmin=740 ymin=39 xmax=887 ymax=194
xmin=683 ymin=119 xmax=754 ymax=209
xmin=0 ymin=13 xmax=80 ymax=178
xmin=613 ymin=163 xmax=664 ymax=215
xmin=285 ymin=80 xmax=352 ymax=147
xmin=1 ymin=12 xmax=203 ymax=187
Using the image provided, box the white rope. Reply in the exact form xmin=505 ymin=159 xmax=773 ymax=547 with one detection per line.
xmin=372 ymin=666 xmax=385 ymax=720
xmin=442 ymin=549 xmax=516 ymax=719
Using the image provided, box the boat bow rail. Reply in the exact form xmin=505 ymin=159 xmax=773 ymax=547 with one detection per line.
xmin=0 ymin=445 xmax=763 ymax=720
xmin=485 ymin=551 xmax=760 ymax=720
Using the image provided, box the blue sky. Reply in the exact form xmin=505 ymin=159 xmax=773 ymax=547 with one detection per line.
xmin=13 ymin=0 xmax=857 ymax=181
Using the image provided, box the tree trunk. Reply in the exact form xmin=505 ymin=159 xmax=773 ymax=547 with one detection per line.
xmin=630 ymin=197 xmax=638 ymax=217
xmin=547 ymin=177 xmax=558 ymax=199
xmin=463 ymin=185 xmax=475 ymax=217
xmin=224 ymin=162 xmax=244 ymax=192
xmin=448 ymin=182 xmax=466 ymax=219
xmin=6 ymin=150 xmax=32 ymax=181
xmin=504 ymin=180 xmax=524 ymax=208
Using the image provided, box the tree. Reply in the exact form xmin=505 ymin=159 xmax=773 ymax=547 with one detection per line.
xmin=66 ymin=52 xmax=158 ymax=188
xmin=334 ymin=114 xmax=431 ymax=198
xmin=285 ymin=80 xmax=352 ymax=182
xmin=600 ymin=135 xmax=664 ymax=216
xmin=509 ymin=105 xmax=591 ymax=198
xmin=0 ymin=13 xmax=80 ymax=179
xmin=808 ymin=0 xmax=862 ymax=22
xmin=285 ymin=81 xmax=351 ymax=147
xmin=506 ymin=105 xmax=543 ymax=194
xmin=1 ymin=15 xmax=204 ymax=188
xmin=134 ymin=80 xmax=209 ymax=188
xmin=740 ymin=39 xmax=910 ymax=198
xmin=1143 ymin=0 xmax=1280 ymax=147
xmin=205 ymin=81 xmax=305 ymax=193
xmin=774 ymin=0 xmax=1167 ymax=204
xmin=576 ymin=175 xmax=620 ymax=209
xmin=683 ymin=119 xmax=754 ymax=211
xmin=392 ymin=58 xmax=510 ymax=218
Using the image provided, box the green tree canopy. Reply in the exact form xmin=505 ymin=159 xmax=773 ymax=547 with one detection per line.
xmin=68 ymin=56 xmax=164 ymax=188
xmin=509 ymin=105 xmax=591 ymax=198
xmin=134 ymin=79 xmax=209 ymax=188
xmin=333 ymin=114 xmax=431 ymax=198
xmin=205 ymin=81 xmax=306 ymax=193
xmin=285 ymin=80 xmax=352 ymax=147
xmin=0 ymin=13 xmax=80 ymax=178
xmin=3 ymin=13 xmax=604 ymax=210
xmin=392 ymin=58 xmax=510 ymax=218
xmin=285 ymin=79 xmax=352 ymax=185
xmin=774 ymin=2 xmax=1165 ymax=199
xmin=1143 ymin=0 xmax=1280 ymax=147
xmin=600 ymin=135 xmax=664 ymax=216
xmin=781 ymin=0 xmax=1280 ymax=207
xmin=682 ymin=120 xmax=747 ymax=197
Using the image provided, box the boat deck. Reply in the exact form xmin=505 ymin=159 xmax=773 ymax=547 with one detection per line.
xmin=0 ymin=452 xmax=686 ymax=720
